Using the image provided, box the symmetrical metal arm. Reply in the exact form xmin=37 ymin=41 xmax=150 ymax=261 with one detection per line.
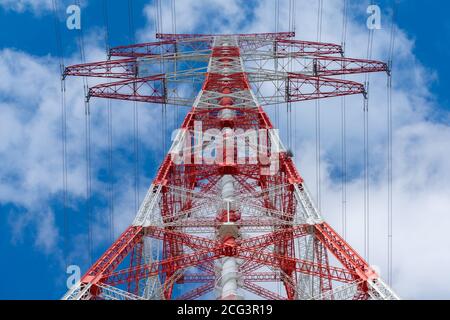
xmin=63 ymin=32 xmax=388 ymax=107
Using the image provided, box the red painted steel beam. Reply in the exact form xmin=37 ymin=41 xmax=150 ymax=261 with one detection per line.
xmin=314 ymin=222 xmax=377 ymax=281
xmin=276 ymin=39 xmax=343 ymax=56
xmin=64 ymin=58 xmax=137 ymax=79
xmin=310 ymin=56 xmax=389 ymax=76
xmin=81 ymin=226 xmax=143 ymax=286
xmin=88 ymin=75 xmax=166 ymax=104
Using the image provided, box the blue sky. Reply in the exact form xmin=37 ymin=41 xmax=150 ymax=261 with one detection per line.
xmin=1 ymin=0 xmax=450 ymax=300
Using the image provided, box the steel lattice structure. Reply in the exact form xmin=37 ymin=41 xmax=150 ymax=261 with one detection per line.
xmin=62 ymin=32 xmax=399 ymax=300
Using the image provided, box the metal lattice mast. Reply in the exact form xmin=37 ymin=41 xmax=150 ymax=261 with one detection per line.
xmin=62 ymin=32 xmax=398 ymax=300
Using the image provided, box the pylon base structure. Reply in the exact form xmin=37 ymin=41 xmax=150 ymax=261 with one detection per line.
xmin=62 ymin=32 xmax=399 ymax=300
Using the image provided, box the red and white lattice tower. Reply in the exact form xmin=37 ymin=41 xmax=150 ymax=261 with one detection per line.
xmin=62 ymin=32 xmax=399 ymax=300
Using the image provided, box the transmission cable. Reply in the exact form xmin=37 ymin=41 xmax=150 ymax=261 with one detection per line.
xmin=387 ymin=2 xmax=397 ymax=287
xmin=128 ymin=0 xmax=141 ymax=214
xmin=74 ymin=0 xmax=93 ymax=265
xmin=340 ymin=0 xmax=348 ymax=239
xmin=315 ymin=0 xmax=323 ymax=211
xmin=363 ymin=1 xmax=375 ymax=263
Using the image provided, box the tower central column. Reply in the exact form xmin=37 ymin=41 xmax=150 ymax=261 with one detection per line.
xmin=211 ymin=37 xmax=242 ymax=300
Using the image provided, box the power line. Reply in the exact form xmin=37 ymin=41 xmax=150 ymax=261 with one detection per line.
xmin=103 ymin=0 xmax=115 ymax=242
xmin=52 ymin=0 xmax=69 ymax=269
xmin=387 ymin=2 xmax=397 ymax=287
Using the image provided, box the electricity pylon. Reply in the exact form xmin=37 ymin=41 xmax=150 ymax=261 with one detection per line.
xmin=62 ymin=32 xmax=398 ymax=300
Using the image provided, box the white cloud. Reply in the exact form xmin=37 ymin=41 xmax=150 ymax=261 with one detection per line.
xmin=0 ymin=43 xmax=164 ymax=258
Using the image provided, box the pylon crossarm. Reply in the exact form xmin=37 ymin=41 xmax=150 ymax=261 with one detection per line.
xmin=87 ymin=75 xmax=166 ymax=103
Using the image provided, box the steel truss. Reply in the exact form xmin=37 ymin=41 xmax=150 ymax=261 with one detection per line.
xmin=62 ymin=32 xmax=398 ymax=300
